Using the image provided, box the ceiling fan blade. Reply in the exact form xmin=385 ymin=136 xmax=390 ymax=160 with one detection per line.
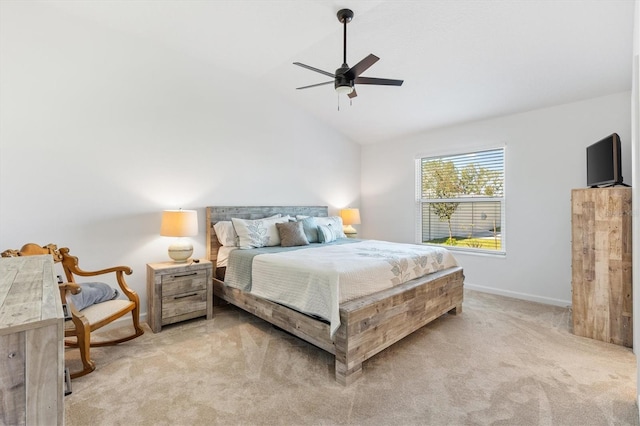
xmin=296 ymin=81 xmax=334 ymax=90
xmin=293 ymin=62 xmax=336 ymax=78
xmin=344 ymin=54 xmax=379 ymax=79
xmin=355 ymin=76 xmax=404 ymax=86
xmin=348 ymin=88 xmax=358 ymax=99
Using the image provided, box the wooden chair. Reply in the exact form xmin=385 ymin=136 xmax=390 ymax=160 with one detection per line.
xmin=1 ymin=243 xmax=144 ymax=378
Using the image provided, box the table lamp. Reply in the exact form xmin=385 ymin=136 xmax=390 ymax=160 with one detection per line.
xmin=160 ymin=209 xmax=198 ymax=262
xmin=339 ymin=208 xmax=361 ymax=238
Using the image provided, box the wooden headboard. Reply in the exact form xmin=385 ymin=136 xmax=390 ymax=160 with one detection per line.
xmin=206 ymin=206 xmax=328 ymax=265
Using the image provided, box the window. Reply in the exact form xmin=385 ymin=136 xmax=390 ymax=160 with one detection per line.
xmin=416 ymin=147 xmax=505 ymax=254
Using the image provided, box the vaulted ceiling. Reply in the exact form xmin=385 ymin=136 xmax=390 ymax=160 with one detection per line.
xmin=47 ymin=0 xmax=635 ymax=144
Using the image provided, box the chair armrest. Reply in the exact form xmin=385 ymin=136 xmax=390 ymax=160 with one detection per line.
xmin=58 ymin=282 xmax=82 ymax=305
xmin=60 ymin=247 xmax=132 ymax=277
xmin=58 ymin=282 xmax=91 ymax=325
xmin=60 ymin=282 xmax=82 ymax=294
xmin=59 ymin=247 xmax=140 ymax=304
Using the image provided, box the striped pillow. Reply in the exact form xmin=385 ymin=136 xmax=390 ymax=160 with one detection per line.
xmin=317 ymin=224 xmax=339 ymax=243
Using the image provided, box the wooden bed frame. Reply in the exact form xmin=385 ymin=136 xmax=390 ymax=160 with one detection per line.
xmin=206 ymin=206 xmax=464 ymax=385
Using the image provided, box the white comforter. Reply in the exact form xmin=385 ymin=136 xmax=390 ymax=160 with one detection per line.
xmin=249 ymin=240 xmax=459 ymax=337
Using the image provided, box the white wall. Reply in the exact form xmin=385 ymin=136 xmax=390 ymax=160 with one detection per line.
xmin=361 ymin=92 xmax=632 ymax=305
xmin=0 ymin=1 xmax=633 ymax=320
xmin=631 ymin=0 xmax=639 ymax=414
xmin=0 ymin=2 xmax=361 ymax=321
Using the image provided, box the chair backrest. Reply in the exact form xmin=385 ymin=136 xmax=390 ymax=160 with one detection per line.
xmin=1 ymin=244 xmax=89 ymax=284
xmin=1 ymin=243 xmax=63 ymax=262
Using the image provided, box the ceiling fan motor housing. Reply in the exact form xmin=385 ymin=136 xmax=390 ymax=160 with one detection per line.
xmin=335 ymin=65 xmax=353 ymax=91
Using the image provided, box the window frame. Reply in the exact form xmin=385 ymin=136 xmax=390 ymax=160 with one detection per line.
xmin=415 ymin=145 xmax=506 ymax=256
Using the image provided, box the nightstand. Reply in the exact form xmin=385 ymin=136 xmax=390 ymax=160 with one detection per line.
xmin=146 ymin=260 xmax=213 ymax=333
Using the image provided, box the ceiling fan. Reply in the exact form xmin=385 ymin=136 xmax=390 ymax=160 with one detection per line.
xmin=293 ymin=8 xmax=403 ymax=99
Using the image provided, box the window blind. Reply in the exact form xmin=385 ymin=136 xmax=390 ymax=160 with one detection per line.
xmin=417 ymin=148 xmax=505 ymax=254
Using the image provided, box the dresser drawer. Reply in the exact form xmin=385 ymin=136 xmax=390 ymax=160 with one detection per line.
xmin=161 ymin=269 xmax=207 ymax=297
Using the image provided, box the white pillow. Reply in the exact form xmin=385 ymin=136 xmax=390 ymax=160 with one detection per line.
xmin=213 ymin=221 xmax=238 ymax=246
xmin=232 ymin=215 xmax=290 ymax=249
xmin=215 ymin=246 xmax=237 ymax=267
xmin=215 ymin=214 xmax=283 ymax=247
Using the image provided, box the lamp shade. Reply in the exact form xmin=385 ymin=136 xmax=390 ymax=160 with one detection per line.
xmin=340 ymin=208 xmax=360 ymax=238
xmin=160 ymin=210 xmax=198 ymax=237
xmin=339 ymin=208 xmax=361 ymax=226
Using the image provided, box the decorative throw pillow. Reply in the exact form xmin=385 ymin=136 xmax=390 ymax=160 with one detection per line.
xmin=67 ymin=282 xmax=119 ymax=311
xmin=276 ymin=221 xmax=309 ymax=247
xmin=296 ymin=215 xmax=346 ymax=239
xmin=213 ymin=221 xmax=238 ymax=246
xmin=232 ymin=215 xmax=289 ymax=249
xmin=299 ymin=216 xmax=319 ymax=243
xmin=317 ymin=223 xmax=339 ymax=243
xmin=316 ymin=216 xmax=347 ymax=239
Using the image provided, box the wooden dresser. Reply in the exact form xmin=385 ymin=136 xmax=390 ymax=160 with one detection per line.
xmin=571 ymin=187 xmax=632 ymax=347
xmin=0 ymin=255 xmax=64 ymax=425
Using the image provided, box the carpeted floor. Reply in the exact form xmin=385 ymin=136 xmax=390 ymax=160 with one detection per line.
xmin=64 ymin=289 xmax=638 ymax=425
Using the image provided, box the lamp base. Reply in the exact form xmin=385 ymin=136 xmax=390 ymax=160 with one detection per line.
xmin=343 ymin=225 xmax=358 ymax=239
xmin=167 ymin=239 xmax=193 ymax=263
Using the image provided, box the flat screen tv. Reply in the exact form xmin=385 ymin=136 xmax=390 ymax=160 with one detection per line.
xmin=586 ymin=133 xmax=623 ymax=188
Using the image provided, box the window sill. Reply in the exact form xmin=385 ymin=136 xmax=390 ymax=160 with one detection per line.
xmin=420 ymin=243 xmax=506 ymax=258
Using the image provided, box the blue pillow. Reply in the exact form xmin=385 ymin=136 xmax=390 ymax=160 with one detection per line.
xmin=300 ymin=216 xmax=319 ymax=243
xmin=67 ymin=282 xmax=119 ymax=311
xmin=317 ymin=224 xmax=338 ymax=243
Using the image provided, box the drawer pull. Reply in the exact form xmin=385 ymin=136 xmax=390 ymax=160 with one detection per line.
xmin=172 ymin=272 xmax=198 ymax=278
xmin=174 ymin=293 xmax=198 ymax=300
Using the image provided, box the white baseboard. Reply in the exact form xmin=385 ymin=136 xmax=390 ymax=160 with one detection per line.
xmin=464 ymin=282 xmax=571 ymax=308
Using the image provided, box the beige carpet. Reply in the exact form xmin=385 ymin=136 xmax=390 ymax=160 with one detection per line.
xmin=64 ymin=290 xmax=638 ymax=425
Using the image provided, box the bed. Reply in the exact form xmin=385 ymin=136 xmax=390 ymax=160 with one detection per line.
xmin=206 ymin=206 xmax=464 ymax=385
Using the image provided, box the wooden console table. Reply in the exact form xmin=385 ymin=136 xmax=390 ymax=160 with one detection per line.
xmin=0 ymin=255 xmax=64 ymax=425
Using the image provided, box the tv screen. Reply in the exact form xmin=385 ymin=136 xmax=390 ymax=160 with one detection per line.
xmin=586 ymin=133 xmax=623 ymax=188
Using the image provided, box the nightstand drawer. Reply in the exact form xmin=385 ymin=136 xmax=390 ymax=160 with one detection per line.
xmin=161 ymin=270 xmax=207 ymax=297
xmin=162 ymin=290 xmax=208 ymax=324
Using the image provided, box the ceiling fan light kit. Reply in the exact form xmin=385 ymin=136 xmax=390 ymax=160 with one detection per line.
xmin=294 ymin=8 xmax=403 ymax=101
xmin=335 ymin=83 xmax=354 ymax=95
